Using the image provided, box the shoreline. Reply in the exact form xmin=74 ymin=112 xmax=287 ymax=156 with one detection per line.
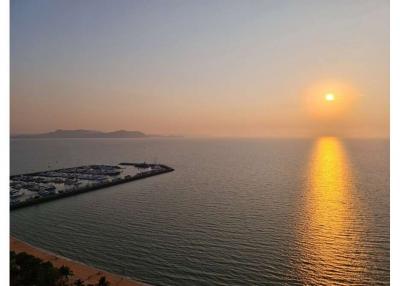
xmin=10 ymin=236 xmax=150 ymax=286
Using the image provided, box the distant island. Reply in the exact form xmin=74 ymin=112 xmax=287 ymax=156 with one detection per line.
xmin=11 ymin=129 xmax=180 ymax=139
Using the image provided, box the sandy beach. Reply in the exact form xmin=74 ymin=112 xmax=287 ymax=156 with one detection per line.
xmin=10 ymin=237 xmax=149 ymax=286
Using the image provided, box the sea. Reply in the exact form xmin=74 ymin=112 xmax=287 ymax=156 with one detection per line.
xmin=10 ymin=137 xmax=390 ymax=285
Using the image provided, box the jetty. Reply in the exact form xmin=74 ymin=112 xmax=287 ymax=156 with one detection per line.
xmin=10 ymin=163 xmax=174 ymax=210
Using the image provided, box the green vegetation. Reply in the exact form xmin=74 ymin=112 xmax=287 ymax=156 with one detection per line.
xmin=10 ymin=251 xmax=111 ymax=286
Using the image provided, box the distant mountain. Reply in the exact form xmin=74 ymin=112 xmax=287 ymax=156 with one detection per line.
xmin=12 ymin=129 xmax=149 ymax=138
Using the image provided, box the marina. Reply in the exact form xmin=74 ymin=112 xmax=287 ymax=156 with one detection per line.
xmin=10 ymin=163 xmax=174 ymax=210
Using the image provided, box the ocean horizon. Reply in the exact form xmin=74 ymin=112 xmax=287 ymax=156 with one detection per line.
xmin=10 ymin=137 xmax=389 ymax=285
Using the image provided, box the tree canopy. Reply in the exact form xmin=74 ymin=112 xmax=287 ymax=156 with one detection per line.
xmin=10 ymin=251 xmax=112 ymax=286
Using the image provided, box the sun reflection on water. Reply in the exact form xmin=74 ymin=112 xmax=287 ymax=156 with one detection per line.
xmin=298 ymin=137 xmax=365 ymax=285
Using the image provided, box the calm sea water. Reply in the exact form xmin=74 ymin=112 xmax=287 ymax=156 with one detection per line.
xmin=10 ymin=138 xmax=389 ymax=285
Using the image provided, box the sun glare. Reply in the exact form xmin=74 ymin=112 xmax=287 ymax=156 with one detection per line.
xmin=325 ymin=93 xmax=335 ymax=101
xmin=303 ymin=81 xmax=359 ymax=121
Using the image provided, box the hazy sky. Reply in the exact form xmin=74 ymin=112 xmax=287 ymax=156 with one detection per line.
xmin=11 ymin=0 xmax=389 ymax=137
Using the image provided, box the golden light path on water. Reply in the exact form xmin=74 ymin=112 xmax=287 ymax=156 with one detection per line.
xmin=298 ymin=137 xmax=366 ymax=285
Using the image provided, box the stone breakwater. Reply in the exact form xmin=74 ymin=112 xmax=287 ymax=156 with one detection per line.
xmin=10 ymin=163 xmax=174 ymax=210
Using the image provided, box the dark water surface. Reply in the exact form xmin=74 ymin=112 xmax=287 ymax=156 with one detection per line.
xmin=10 ymin=138 xmax=389 ymax=285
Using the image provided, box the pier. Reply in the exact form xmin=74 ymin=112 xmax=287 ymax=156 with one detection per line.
xmin=10 ymin=163 xmax=174 ymax=210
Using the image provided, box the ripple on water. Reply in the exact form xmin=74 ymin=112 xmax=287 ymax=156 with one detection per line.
xmin=11 ymin=138 xmax=389 ymax=285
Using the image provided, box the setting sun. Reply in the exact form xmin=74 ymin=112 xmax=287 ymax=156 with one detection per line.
xmin=303 ymin=80 xmax=360 ymax=124
xmin=325 ymin=93 xmax=335 ymax=101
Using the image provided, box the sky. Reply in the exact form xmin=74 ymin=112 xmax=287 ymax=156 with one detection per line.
xmin=11 ymin=0 xmax=389 ymax=137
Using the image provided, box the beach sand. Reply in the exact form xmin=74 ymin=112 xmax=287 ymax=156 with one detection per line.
xmin=10 ymin=236 xmax=149 ymax=286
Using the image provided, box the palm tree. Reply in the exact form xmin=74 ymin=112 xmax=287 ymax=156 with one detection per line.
xmin=59 ymin=265 xmax=74 ymax=283
xmin=97 ymin=276 xmax=110 ymax=286
xmin=74 ymin=279 xmax=85 ymax=286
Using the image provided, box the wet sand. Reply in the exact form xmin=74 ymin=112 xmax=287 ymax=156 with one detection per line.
xmin=10 ymin=236 xmax=149 ymax=286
